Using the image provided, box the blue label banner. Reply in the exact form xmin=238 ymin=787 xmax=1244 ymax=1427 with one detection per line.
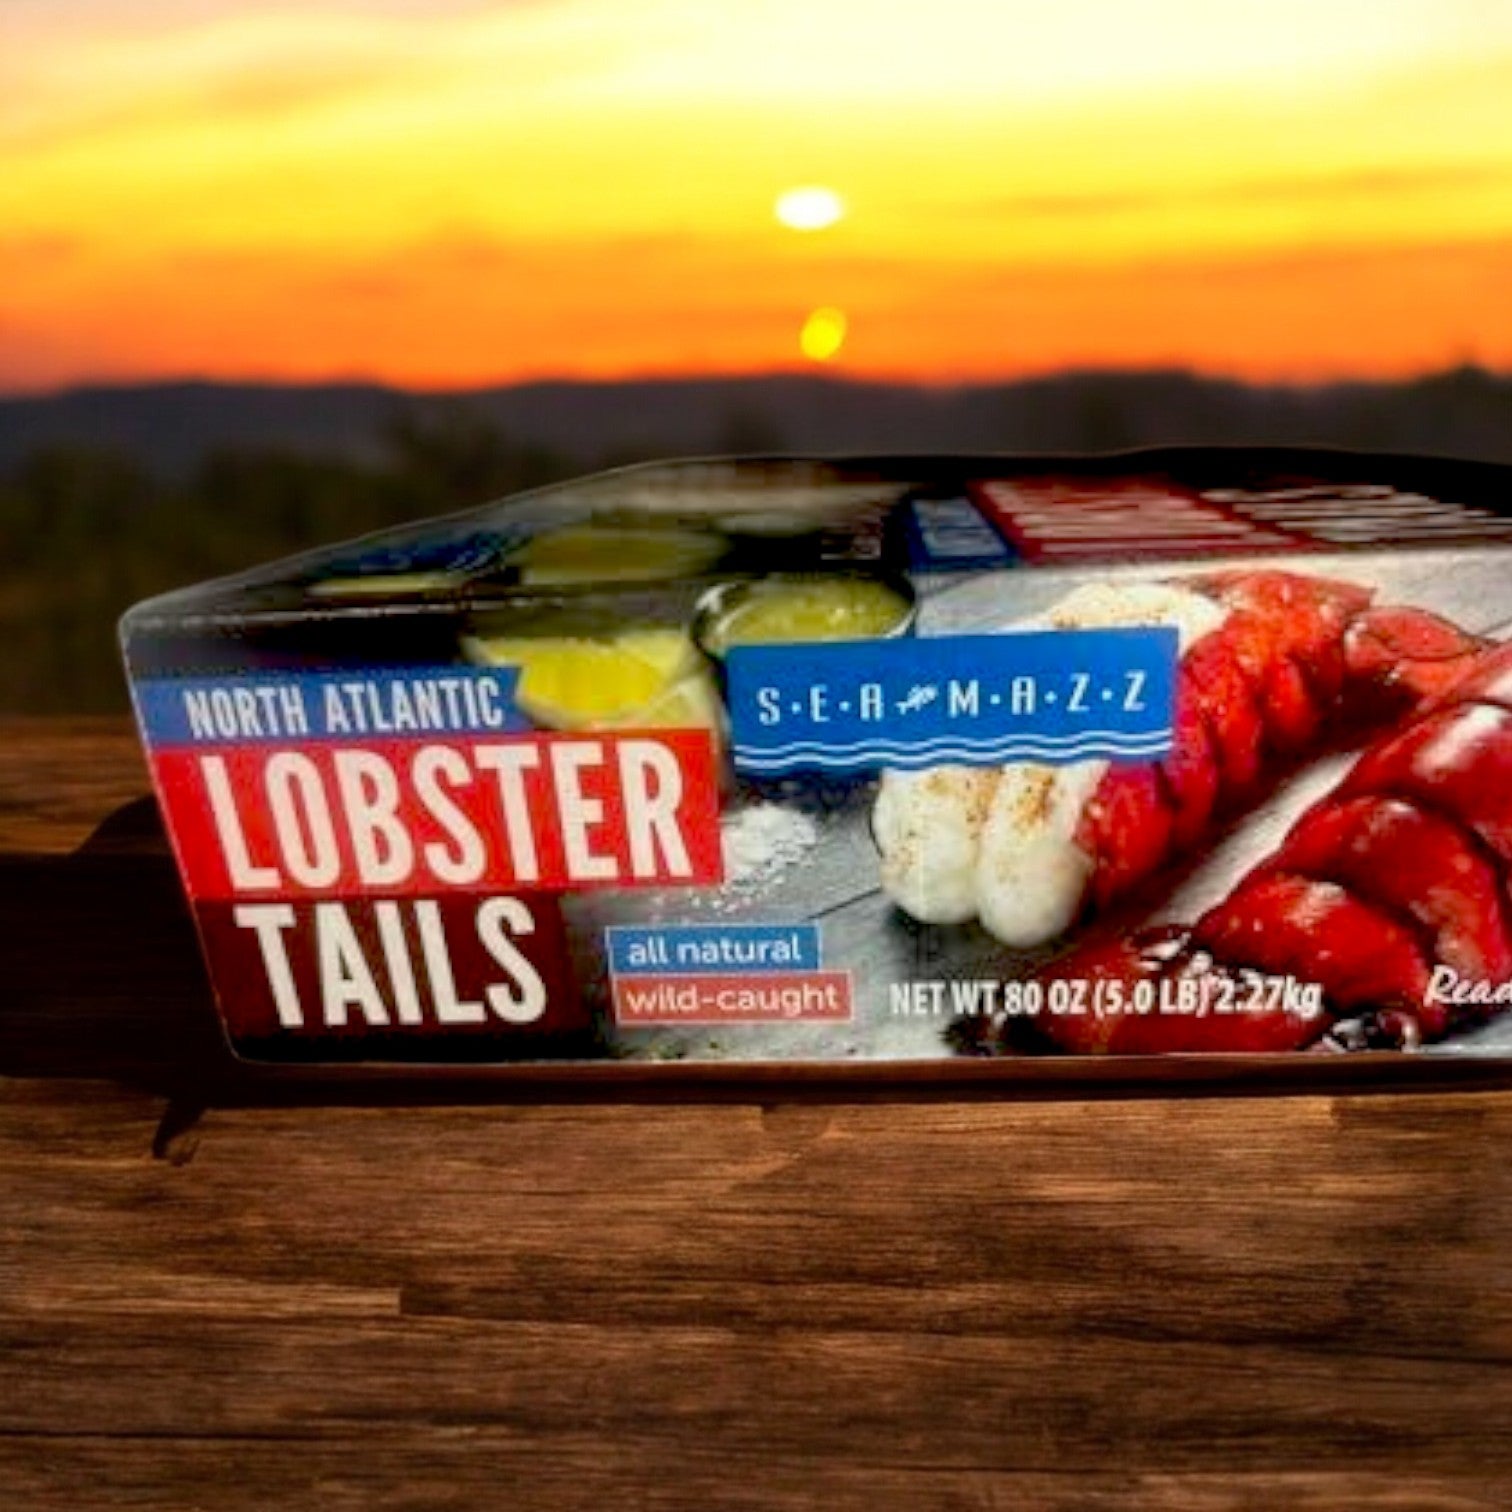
xmin=725 ymin=627 xmax=1177 ymax=775
xmin=607 ymin=924 xmax=821 ymax=976
xmin=903 ymin=495 xmax=1017 ymax=572
xmin=136 ymin=666 xmax=527 ymax=747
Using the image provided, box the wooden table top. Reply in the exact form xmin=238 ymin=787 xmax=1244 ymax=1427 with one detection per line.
xmin=3 ymin=718 xmax=1511 ymax=1509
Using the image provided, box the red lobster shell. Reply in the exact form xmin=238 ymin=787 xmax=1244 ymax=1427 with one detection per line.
xmin=1015 ymin=637 xmax=1512 ymax=1054
xmin=1076 ymin=570 xmax=1484 ymax=912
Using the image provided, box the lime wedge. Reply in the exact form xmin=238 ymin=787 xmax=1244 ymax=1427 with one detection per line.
xmin=703 ymin=576 xmax=909 ymax=654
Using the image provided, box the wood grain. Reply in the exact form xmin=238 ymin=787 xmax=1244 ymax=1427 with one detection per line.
xmin=2 ymin=1078 xmax=1511 ymax=1508
xmin=3 ymin=720 xmax=1512 ymax=1509
xmin=0 ymin=717 xmax=151 ymax=855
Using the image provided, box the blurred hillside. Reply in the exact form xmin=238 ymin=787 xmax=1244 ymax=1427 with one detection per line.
xmin=3 ymin=366 xmax=1512 ymax=713
xmin=8 ymin=367 xmax=1512 ymax=480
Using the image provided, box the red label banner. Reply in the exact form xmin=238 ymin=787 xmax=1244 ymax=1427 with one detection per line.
xmin=196 ymin=892 xmax=586 ymax=1049
xmin=150 ymin=730 xmax=723 ymax=901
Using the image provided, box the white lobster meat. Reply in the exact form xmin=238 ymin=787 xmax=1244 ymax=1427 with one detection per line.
xmin=873 ymin=582 xmax=1225 ymax=947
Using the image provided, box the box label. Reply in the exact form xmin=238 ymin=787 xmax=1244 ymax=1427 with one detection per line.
xmin=611 ymin=971 xmax=853 ymax=1025
xmin=138 ymin=669 xmax=724 ymax=898
xmin=134 ymin=667 xmax=726 ymax=1055
xmin=134 ymin=668 xmax=529 ymax=744
xmin=608 ymin=923 xmax=821 ymax=974
xmin=605 ymin=924 xmax=850 ymax=1025
xmin=725 ymin=627 xmax=1177 ymax=776
xmin=199 ymin=892 xmax=579 ymax=1047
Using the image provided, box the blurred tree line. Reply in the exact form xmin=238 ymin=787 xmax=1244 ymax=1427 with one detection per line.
xmin=0 ymin=405 xmax=580 ymax=713
xmin=4 ymin=370 xmax=1512 ymax=714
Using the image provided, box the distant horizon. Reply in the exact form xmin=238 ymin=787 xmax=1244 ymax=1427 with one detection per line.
xmin=10 ymin=363 xmax=1512 ymax=490
xmin=5 ymin=359 xmax=1511 ymax=405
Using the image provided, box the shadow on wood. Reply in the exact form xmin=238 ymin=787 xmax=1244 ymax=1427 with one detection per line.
xmin=0 ymin=797 xmax=232 ymax=1093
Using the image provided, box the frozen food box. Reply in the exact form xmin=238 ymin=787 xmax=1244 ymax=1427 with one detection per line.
xmin=119 ymin=450 xmax=1512 ymax=1075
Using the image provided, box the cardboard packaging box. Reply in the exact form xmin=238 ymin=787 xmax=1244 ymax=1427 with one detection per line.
xmin=120 ymin=450 xmax=1512 ymax=1075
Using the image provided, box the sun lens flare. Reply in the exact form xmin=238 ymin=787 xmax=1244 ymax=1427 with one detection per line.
xmin=775 ymin=187 xmax=846 ymax=232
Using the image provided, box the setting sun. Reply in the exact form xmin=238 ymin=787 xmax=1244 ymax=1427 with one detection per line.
xmin=799 ymin=308 xmax=848 ymax=363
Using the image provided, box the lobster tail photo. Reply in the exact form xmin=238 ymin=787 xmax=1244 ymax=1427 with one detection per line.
xmin=875 ymin=569 xmax=1487 ymax=948
xmin=1003 ymin=639 xmax=1512 ymax=1055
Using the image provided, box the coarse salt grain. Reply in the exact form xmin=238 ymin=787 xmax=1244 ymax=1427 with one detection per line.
xmin=720 ymin=803 xmax=820 ymax=895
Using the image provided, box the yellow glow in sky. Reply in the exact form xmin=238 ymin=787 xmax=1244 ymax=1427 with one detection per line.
xmin=799 ymin=308 xmax=848 ymax=363
xmin=2 ymin=1 xmax=1512 ymax=390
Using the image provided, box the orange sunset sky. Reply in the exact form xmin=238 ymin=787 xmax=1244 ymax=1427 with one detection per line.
xmin=4 ymin=0 xmax=1512 ymax=393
